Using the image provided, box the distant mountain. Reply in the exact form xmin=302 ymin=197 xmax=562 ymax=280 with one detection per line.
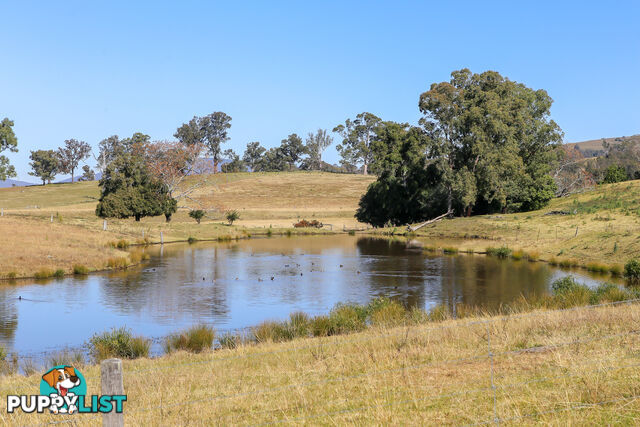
xmin=0 ymin=178 xmax=36 ymax=188
xmin=566 ymin=134 xmax=640 ymax=157
xmin=56 ymin=172 xmax=102 ymax=184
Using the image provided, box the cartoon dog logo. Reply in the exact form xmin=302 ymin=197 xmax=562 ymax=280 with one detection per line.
xmin=41 ymin=366 xmax=81 ymax=414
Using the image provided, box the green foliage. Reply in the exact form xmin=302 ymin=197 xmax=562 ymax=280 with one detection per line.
xmin=333 ymin=112 xmax=382 ymax=175
xmin=221 ymin=149 xmax=247 ymax=173
xmin=88 ymin=327 xmax=150 ymax=361
xmin=358 ymin=69 xmax=561 ymax=226
xmin=165 ymin=324 xmax=215 ymax=354
xmin=73 ymin=264 xmax=89 ymax=275
xmin=53 ymin=269 xmax=65 ymax=278
xmin=303 ymin=129 xmax=333 ymax=170
xmin=28 ymin=149 xmax=59 ymax=185
xmin=242 ymin=141 xmax=267 ymax=172
xmin=34 ymin=269 xmax=54 ymax=279
xmin=175 ymin=112 xmax=232 ymax=171
xmin=226 ymin=210 xmax=240 ymax=225
xmin=551 ymin=276 xmax=582 ymax=293
xmin=624 ymin=259 xmax=640 ymax=283
xmin=0 ymin=118 xmax=18 ymax=180
xmin=57 ymin=138 xmax=91 ymax=182
xmin=602 ymin=165 xmax=628 ymax=184
xmin=80 ymin=165 xmax=95 ymax=181
xmin=187 ymin=236 xmax=198 ymax=244
xmin=48 ymin=349 xmax=85 ymax=368
xmin=486 ymin=247 xmax=512 ymax=258
xmin=95 ymin=151 xmax=176 ymax=221
xmin=189 ymin=209 xmax=205 ymax=224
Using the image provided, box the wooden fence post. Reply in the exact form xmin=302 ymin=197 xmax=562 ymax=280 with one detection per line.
xmin=101 ymin=358 xmax=124 ymax=427
xmin=103 ymin=220 xmax=107 ymax=231
xmin=50 ymin=214 xmax=53 ymax=223
xmin=1 ymin=208 xmax=3 ymax=216
xmin=160 ymin=231 xmax=164 ymax=245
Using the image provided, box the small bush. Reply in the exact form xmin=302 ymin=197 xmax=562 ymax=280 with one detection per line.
xmin=586 ymin=262 xmax=609 ymax=274
xmin=266 ymin=229 xmax=272 ymax=237
xmin=165 ymin=324 xmax=215 ymax=354
xmin=592 ymin=283 xmax=629 ymax=303
xmin=369 ymin=299 xmax=406 ymax=327
xmin=285 ymin=229 xmax=293 ymax=237
xmin=107 ymin=257 xmax=129 ymax=269
xmin=486 ymin=247 xmax=511 ymax=259
xmin=6 ymin=271 xmax=17 ymax=279
xmin=548 ymin=257 xmax=559 ymax=266
xmin=34 ymin=269 xmax=53 ymax=279
xmin=88 ymin=327 xmax=150 ymax=361
xmin=526 ymin=251 xmax=540 ymax=262
xmin=624 ymin=259 xmax=640 ymax=283
xmin=187 ymin=236 xmax=198 ymax=244
xmin=329 ymin=303 xmax=367 ymax=334
xmin=551 ymin=276 xmax=582 ymax=294
xmin=442 ymin=247 xmax=458 ymax=254
xmin=511 ymin=250 xmax=524 ymax=261
xmin=310 ymin=315 xmax=334 ymax=337
xmin=348 ymin=230 xmax=356 ymax=236
xmin=226 ymin=210 xmax=240 ymax=225
xmin=428 ymin=304 xmax=451 ymax=322
xmin=53 ymin=269 xmax=65 ymax=278
xmin=551 ymin=277 xmax=592 ymax=308
xmin=189 ymin=210 xmax=205 ymax=224
xmin=217 ymin=235 xmax=232 ymax=242
xmin=253 ymin=320 xmax=293 ymax=343
xmin=218 ymin=332 xmax=244 ymax=350
xmin=609 ymin=264 xmax=623 ymax=276
xmin=116 ymin=239 xmax=130 ymax=249
xmin=73 ymin=264 xmax=89 ymax=275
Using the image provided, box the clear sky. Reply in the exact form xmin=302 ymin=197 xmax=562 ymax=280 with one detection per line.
xmin=2 ymin=0 xmax=639 ymax=181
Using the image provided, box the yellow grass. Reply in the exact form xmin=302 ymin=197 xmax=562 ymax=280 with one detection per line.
xmin=1 ymin=302 xmax=640 ymax=424
xmin=3 ymin=173 xmax=640 ymax=278
xmin=0 ymin=172 xmax=374 ymax=278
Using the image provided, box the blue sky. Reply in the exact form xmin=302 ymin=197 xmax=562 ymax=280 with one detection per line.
xmin=2 ymin=1 xmax=639 ymax=181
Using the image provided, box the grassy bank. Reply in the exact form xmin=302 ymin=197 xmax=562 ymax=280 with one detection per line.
xmin=0 ymin=172 xmax=374 ymax=279
xmin=1 ymin=291 xmax=640 ymax=424
xmin=3 ymin=172 xmax=640 ymax=279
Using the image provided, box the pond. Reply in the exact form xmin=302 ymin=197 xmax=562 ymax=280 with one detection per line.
xmin=0 ymin=235 xmax=618 ymax=357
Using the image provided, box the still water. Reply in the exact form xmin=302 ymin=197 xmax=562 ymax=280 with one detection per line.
xmin=0 ymin=235 xmax=616 ymax=356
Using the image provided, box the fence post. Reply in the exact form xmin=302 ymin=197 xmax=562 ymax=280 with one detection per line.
xmin=50 ymin=214 xmax=54 ymax=223
xmin=485 ymin=322 xmax=498 ymax=425
xmin=160 ymin=231 xmax=164 ymax=245
xmin=1 ymin=208 xmax=3 ymax=216
xmin=101 ymin=358 xmax=124 ymax=427
xmin=103 ymin=220 xmax=107 ymax=231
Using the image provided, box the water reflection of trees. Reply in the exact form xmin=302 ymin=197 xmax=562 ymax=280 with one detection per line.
xmin=0 ymin=295 xmax=18 ymax=343
xmin=355 ymin=238 xmax=552 ymax=310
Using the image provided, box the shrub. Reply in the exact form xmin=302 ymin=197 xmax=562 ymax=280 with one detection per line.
xmin=252 ymin=320 xmax=293 ymax=343
xmin=511 ymin=250 xmax=524 ymax=261
xmin=6 ymin=271 xmax=17 ymax=279
xmin=329 ymin=303 xmax=367 ymax=334
xmin=609 ymin=264 xmax=623 ymax=276
xmin=551 ymin=276 xmax=582 ymax=294
xmin=428 ymin=304 xmax=451 ymax=322
xmin=586 ymin=262 xmax=609 ymax=274
xmin=106 ymin=257 xmax=129 ymax=269
xmin=116 ymin=239 xmax=130 ymax=249
xmin=369 ymin=299 xmax=407 ymax=327
xmin=592 ymin=283 xmax=629 ymax=303
xmin=310 ymin=315 xmax=334 ymax=337
xmin=53 ymin=269 xmax=65 ymax=278
xmin=624 ymin=259 xmax=640 ymax=283
xmin=187 ymin=236 xmax=198 ymax=244
xmin=165 ymin=324 xmax=215 ymax=354
xmin=73 ymin=264 xmax=89 ymax=275
xmin=189 ymin=210 xmax=205 ymax=224
xmin=548 ymin=257 xmax=559 ymax=266
xmin=288 ymin=312 xmax=310 ymax=337
xmin=266 ymin=229 xmax=272 ymax=237
xmin=34 ymin=269 xmax=53 ymax=279
xmin=348 ymin=230 xmax=356 ymax=236
xmin=442 ymin=247 xmax=458 ymax=254
xmin=88 ymin=327 xmax=150 ymax=361
xmin=526 ymin=251 xmax=540 ymax=262
xmin=486 ymin=247 xmax=512 ymax=258
xmin=226 ymin=210 xmax=240 ymax=225
xmin=218 ymin=332 xmax=243 ymax=350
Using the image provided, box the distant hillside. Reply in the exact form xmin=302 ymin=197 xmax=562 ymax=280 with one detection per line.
xmin=0 ymin=178 xmax=35 ymax=188
xmin=566 ymin=134 xmax=640 ymax=157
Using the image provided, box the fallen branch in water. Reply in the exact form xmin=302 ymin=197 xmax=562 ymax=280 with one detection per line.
xmin=407 ymin=210 xmax=453 ymax=232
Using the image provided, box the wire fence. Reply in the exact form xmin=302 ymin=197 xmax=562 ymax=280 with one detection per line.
xmin=10 ymin=297 xmax=640 ymax=425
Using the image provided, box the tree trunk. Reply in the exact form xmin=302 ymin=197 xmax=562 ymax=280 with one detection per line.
xmin=363 ymin=163 xmax=368 ymax=175
xmin=466 ymin=206 xmax=472 ymax=217
xmin=71 ymin=168 xmax=74 ymax=183
xmin=135 ymin=215 xmax=141 ymax=222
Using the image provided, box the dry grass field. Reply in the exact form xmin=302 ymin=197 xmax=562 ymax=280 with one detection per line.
xmin=1 ymin=302 xmax=639 ymax=425
xmin=2 ymin=171 xmax=640 ymax=278
xmin=0 ymin=172 xmax=374 ymax=278
xmin=398 ymin=179 xmax=640 ymax=268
